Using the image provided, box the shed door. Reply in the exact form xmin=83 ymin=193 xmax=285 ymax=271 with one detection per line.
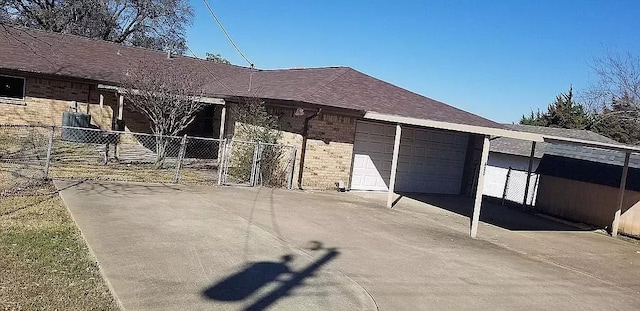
xmin=351 ymin=121 xmax=468 ymax=194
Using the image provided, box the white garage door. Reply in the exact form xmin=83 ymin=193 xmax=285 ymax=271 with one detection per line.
xmin=351 ymin=121 xmax=469 ymax=194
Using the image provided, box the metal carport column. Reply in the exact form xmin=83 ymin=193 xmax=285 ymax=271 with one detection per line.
xmin=612 ymin=152 xmax=631 ymax=237
xmin=470 ymin=135 xmax=490 ymax=238
xmin=386 ymin=124 xmax=402 ymax=208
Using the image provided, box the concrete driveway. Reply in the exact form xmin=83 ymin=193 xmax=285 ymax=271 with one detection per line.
xmin=56 ymin=181 xmax=640 ymax=311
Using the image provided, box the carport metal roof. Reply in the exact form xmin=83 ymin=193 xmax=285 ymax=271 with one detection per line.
xmin=367 ymin=111 xmax=640 ymax=239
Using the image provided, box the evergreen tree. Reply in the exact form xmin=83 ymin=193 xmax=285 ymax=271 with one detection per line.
xmin=519 ymin=87 xmax=592 ymax=129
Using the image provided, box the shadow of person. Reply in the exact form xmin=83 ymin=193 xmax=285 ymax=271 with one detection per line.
xmin=202 ymin=255 xmax=294 ymax=301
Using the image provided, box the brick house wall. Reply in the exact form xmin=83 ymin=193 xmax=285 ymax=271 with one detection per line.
xmin=0 ymin=73 xmax=158 ymax=133
xmin=235 ymin=105 xmax=357 ymax=190
xmin=2 ymin=73 xmax=359 ymax=191
xmin=0 ymin=74 xmax=117 ymax=129
xmin=304 ymin=113 xmax=356 ymax=190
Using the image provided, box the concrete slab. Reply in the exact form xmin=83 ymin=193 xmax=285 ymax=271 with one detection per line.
xmin=56 ymin=181 xmax=640 ymax=310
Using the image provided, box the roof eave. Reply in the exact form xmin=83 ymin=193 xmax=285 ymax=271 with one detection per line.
xmin=364 ymin=112 xmax=544 ymax=142
xmin=543 ymin=136 xmax=640 ymax=154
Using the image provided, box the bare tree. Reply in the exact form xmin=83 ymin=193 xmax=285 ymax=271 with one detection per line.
xmin=586 ymin=51 xmax=640 ymax=144
xmin=122 ymin=60 xmax=207 ymax=167
xmin=1 ymin=0 xmax=193 ymax=53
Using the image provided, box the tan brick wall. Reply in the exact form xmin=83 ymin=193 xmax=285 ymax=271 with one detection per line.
xmin=0 ymin=75 xmax=114 ymax=129
xmin=0 ymin=74 xmax=155 ymax=134
xmin=303 ymin=113 xmax=356 ymax=190
xmin=229 ymin=105 xmax=357 ymax=190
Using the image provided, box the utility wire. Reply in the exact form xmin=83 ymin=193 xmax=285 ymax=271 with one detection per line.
xmin=202 ymin=0 xmax=254 ymax=68
xmin=185 ymin=44 xmax=237 ymax=96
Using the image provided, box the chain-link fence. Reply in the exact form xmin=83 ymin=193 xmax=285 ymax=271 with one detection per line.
xmin=484 ymin=165 xmax=539 ymax=206
xmin=501 ymin=167 xmax=539 ymax=206
xmin=0 ymin=125 xmax=53 ymax=196
xmin=221 ymin=140 xmax=297 ymax=188
xmin=1 ymin=124 xmax=297 ymax=197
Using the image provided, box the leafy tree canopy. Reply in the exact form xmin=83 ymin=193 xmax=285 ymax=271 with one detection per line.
xmin=205 ymin=53 xmax=231 ymax=64
xmin=1 ymin=0 xmax=193 ymax=53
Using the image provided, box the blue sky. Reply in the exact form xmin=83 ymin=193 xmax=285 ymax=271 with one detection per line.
xmin=186 ymin=0 xmax=640 ymax=123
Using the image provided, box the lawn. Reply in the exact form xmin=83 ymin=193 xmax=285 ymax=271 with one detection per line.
xmin=0 ymin=181 xmax=119 ymax=310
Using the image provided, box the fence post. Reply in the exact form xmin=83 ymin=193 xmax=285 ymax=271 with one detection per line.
xmin=501 ymin=167 xmax=512 ymax=206
xmin=530 ymin=173 xmax=540 ymax=206
xmin=287 ymin=147 xmax=297 ymax=190
xmin=254 ymin=143 xmax=264 ymax=186
xmin=43 ymin=126 xmax=55 ymax=179
xmin=250 ymin=143 xmax=259 ymax=186
xmin=173 ymin=134 xmax=188 ymax=183
xmin=217 ymin=139 xmax=227 ymax=186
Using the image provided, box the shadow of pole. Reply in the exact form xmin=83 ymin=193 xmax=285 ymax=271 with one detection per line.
xmin=244 ymin=247 xmax=339 ymax=311
xmin=201 ymin=241 xmax=340 ymax=311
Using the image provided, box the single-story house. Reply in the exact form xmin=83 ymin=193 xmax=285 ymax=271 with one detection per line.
xmin=485 ymin=124 xmax=617 ymax=206
xmin=0 ymin=25 xmax=522 ymax=193
xmin=4 ymin=26 xmax=639 ymax=238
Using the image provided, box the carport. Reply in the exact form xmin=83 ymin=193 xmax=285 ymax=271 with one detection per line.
xmin=361 ymin=112 xmax=640 ymax=239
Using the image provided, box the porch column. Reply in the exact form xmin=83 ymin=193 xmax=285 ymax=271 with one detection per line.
xmin=218 ymin=105 xmax=226 ymax=141
xmin=470 ymin=135 xmax=490 ymax=238
xmin=523 ymin=141 xmax=537 ymax=206
xmin=117 ymin=93 xmax=124 ymax=120
xmin=612 ymin=152 xmax=631 ymax=237
xmin=386 ymin=124 xmax=402 ymax=208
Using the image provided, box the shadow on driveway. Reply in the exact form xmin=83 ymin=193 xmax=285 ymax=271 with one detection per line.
xmin=398 ymin=192 xmax=585 ymax=231
xmin=203 ymin=241 xmax=339 ymax=311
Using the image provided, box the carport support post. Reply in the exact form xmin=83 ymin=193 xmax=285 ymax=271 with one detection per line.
xmin=470 ymin=135 xmax=490 ymax=238
xmin=523 ymin=141 xmax=536 ymax=206
xmin=612 ymin=152 xmax=631 ymax=237
xmin=386 ymin=124 xmax=402 ymax=208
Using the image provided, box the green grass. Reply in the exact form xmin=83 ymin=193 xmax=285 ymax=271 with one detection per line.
xmin=0 ymin=182 xmax=119 ymax=311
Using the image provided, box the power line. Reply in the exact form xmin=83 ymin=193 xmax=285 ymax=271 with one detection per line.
xmin=185 ymin=44 xmax=238 ymax=96
xmin=202 ymin=0 xmax=254 ymax=68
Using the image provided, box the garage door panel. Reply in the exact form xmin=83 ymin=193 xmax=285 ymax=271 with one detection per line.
xmin=351 ymin=121 xmax=469 ymax=194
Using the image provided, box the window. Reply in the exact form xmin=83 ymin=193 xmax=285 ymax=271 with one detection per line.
xmin=0 ymin=75 xmax=25 ymax=99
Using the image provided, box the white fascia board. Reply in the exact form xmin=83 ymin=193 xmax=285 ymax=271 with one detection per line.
xmin=97 ymin=84 xmax=225 ymax=105
xmin=363 ymin=112 xmax=544 ymax=142
xmin=199 ymin=97 xmax=225 ymax=105
xmin=543 ymin=136 xmax=640 ymax=154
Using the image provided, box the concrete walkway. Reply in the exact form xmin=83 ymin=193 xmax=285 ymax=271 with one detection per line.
xmin=56 ymin=181 xmax=640 ymax=311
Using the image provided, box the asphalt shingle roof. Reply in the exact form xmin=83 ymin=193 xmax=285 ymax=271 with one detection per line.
xmin=0 ymin=26 xmax=502 ymax=129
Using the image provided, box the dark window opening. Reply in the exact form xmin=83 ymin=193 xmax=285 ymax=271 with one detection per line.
xmin=0 ymin=76 xmax=25 ymax=99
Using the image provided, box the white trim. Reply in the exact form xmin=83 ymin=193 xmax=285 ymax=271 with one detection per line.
xmin=97 ymin=84 xmax=225 ymax=105
xmin=364 ymin=112 xmax=544 ymax=142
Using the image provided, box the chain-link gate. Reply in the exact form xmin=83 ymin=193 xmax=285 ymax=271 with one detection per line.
xmin=501 ymin=167 xmax=539 ymax=206
xmin=220 ymin=140 xmax=296 ymax=189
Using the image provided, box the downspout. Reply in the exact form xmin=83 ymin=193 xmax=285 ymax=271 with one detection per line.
xmin=298 ymin=108 xmax=321 ymax=189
